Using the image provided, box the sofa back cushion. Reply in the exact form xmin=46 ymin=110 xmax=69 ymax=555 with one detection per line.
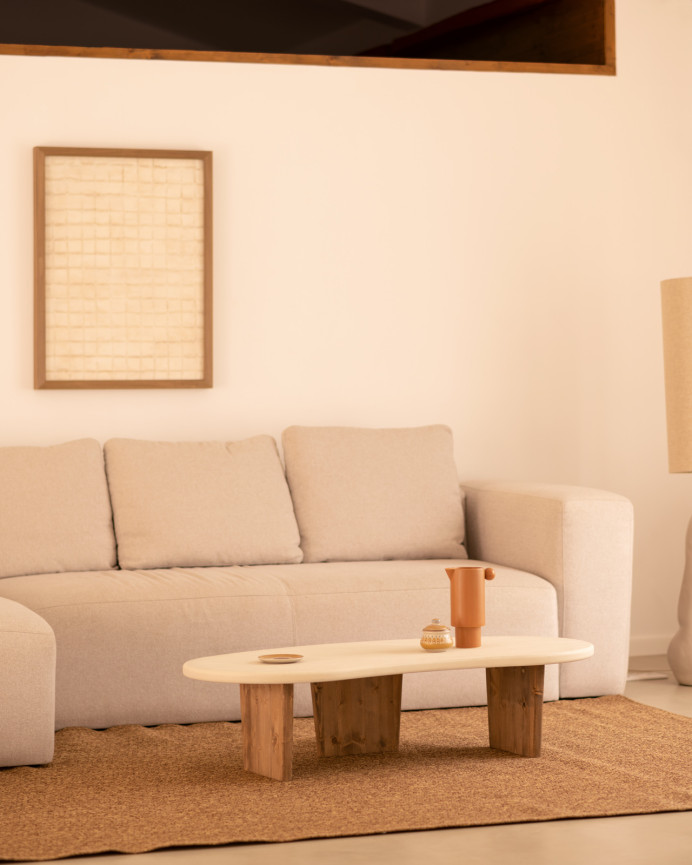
xmin=104 ymin=437 xmax=303 ymax=569
xmin=0 ymin=438 xmax=117 ymax=579
xmin=282 ymin=425 xmax=467 ymax=563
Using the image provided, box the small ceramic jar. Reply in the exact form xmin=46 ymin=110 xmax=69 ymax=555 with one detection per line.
xmin=420 ymin=618 xmax=454 ymax=652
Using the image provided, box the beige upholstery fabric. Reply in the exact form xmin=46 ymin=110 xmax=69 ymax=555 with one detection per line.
xmin=0 ymin=597 xmax=56 ymax=766
xmin=104 ymin=437 xmax=303 ymax=569
xmin=462 ymin=481 xmax=634 ymax=698
xmin=0 ymin=567 xmax=296 ymax=729
xmin=282 ymin=425 xmax=467 ymax=562
xmin=0 ymin=560 xmax=557 ymax=729
xmin=273 ymin=559 xmax=559 ymax=714
xmin=0 ymin=439 xmax=116 ymax=579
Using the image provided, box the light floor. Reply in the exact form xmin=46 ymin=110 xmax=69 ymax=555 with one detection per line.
xmin=32 ymin=657 xmax=692 ymax=865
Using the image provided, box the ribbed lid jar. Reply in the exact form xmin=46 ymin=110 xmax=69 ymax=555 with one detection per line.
xmin=420 ymin=618 xmax=454 ymax=652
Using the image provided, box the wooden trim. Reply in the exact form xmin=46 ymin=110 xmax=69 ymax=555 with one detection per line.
xmin=202 ymin=152 xmax=213 ymax=389
xmin=33 ymin=147 xmax=47 ymax=389
xmin=34 ymin=147 xmax=213 ymax=389
xmin=604 ymin=0 xmax=617 ymax=73
xmin=34 ymin=378 xmax=211 ymax=390
xmin=34 ymin=145 xmax=211 ymax=161
xmin=0 ymin=40 xmax=615 ymax=76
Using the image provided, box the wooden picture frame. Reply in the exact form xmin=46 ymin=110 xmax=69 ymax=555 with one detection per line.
xmin=34 ymin=147 xmax=213 ymax=389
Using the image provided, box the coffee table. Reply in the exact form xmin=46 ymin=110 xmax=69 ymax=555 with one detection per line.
xmin=183 ymin=635 xmax=593 ymax=781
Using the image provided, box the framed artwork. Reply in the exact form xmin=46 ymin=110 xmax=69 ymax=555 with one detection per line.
xmin=34 ymin=147 xmax=213 ymax=388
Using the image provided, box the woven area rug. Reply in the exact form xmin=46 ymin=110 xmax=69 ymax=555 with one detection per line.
xmin=1 ymin=695 xmax=691 ymax=861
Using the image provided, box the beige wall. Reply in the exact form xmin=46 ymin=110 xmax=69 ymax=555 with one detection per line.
xmin=0 ymin=0 xmax=689 ymax=654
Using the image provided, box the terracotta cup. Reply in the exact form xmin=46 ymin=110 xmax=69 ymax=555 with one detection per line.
xmin=445 ymin=566 xmax=495 ymax=648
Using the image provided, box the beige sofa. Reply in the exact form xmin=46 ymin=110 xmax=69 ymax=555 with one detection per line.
xmin=0 ymin=425 xmax=634 ymax=768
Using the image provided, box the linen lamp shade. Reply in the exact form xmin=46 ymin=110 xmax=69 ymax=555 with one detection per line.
xmin=661 ymin=277 xmax=692 ymax=472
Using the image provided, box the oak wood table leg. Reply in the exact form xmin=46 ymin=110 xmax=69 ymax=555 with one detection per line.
xmin=239 ymin=683 xmax=294 ymax=781
xmin=311 ymin=674 xmax=403 ymax=757
xmin=486 ymin=664 xmax=545 ymax=757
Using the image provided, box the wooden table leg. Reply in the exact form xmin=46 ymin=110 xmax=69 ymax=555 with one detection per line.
xmin=311 ymin=674 xmax=403 ymax=757
xmin=239 ymin=683 xmax=294 ymax=780
xmin=486 ymin=665 xmax=545 ymax=757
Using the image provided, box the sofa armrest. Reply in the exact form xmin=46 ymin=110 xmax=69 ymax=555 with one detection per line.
xmin=461 ymin=481 xmax=634 ymax=698
xmin=0 ymin=596 xmax=56 ymax=766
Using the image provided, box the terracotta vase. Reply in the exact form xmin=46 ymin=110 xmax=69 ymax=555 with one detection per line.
xmin=446 ymin=566 xmax=495 ymax=648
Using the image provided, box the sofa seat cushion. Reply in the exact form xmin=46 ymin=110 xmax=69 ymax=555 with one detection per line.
xmin=0 ymin=567 xmax=296 ymax=729
xmin=270 ymin=559 xmax=558 ymax=645
xmin=0 ymin=439 xmax=116 ymax=579
xmin=282 ymin=425 xmax=468 ymax=562
xmin=104 ymin=436 xmax=303 ymax=569
xmin=271 ymin=559 xmax=560 ymax=710
xmin=0 ymin=560 xmax=558 ymax=727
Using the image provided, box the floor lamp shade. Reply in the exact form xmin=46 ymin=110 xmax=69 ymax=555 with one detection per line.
xmin=661 ymin=277 xmax=692 ymax=473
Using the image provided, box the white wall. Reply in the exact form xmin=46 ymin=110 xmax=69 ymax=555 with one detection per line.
xmin=1 ymin=0 xmax=690 ymax=654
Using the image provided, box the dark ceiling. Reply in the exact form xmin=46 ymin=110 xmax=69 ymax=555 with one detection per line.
xmin=0 ymin=0 xmax=486 ymax=54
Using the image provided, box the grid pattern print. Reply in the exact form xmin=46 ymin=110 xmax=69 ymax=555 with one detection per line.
xmin=43 ymin=155 xmax=206 ymax=381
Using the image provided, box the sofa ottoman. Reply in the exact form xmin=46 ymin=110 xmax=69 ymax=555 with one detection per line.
xmin=0 ymin=596 xmax=56 ymax=767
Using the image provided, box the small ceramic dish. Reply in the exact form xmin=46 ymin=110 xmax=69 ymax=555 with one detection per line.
xmin=258 ymin=653 xmax=304 ymax=664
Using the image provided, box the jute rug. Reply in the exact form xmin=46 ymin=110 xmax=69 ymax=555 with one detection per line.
xmin=1 ymin=695 xmax=691 ymax=861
